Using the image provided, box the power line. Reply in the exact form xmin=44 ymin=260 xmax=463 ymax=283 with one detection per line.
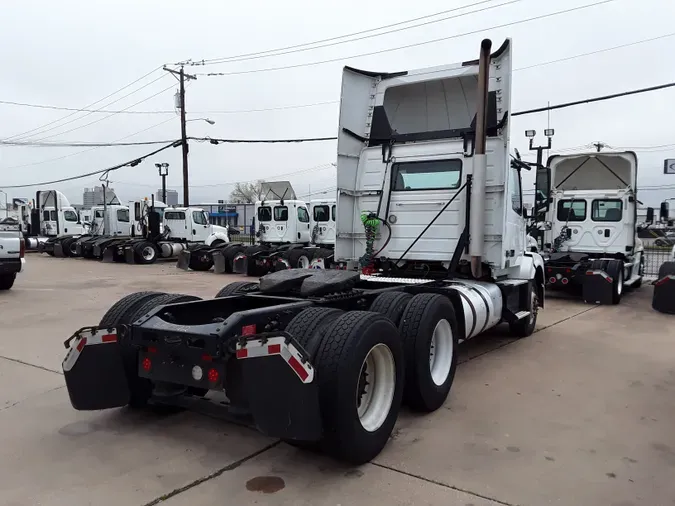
xmin=512 ymin=82 xmax=675 ymax=117
xmin=29 ymin=82 xmax=177 ymax=142
xmin=5 ymin=29 xmax=671 ymax=122
xmin=192 ymin=135 xmax=337 ymax=144
xmin=1 ymin=141 xmax=181 ymax=189
xmin=195 ymin=0 xmax=618 ymax=77
xmin=0 ymin=116 xmax=177 ymax=170
xmin=0 ymin=139 xmax=177 ymax=148
xmin=189 ymin=0 xmax=521 ymax=66
xmin=3 ymin=69 xmax=165 ymax=142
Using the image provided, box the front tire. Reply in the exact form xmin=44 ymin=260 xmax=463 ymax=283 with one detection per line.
xmin=134 ymin=241 xmax=159 ymax=265
xmin=607 ymin=260 xmax=624 ymax=304
xmin=314 ymin=311 xmax=404 ymax=464
xmin=398 ymin=293 xmax=459 ymax=412
xmin=509 ymin=283 xmax=539 ymax=338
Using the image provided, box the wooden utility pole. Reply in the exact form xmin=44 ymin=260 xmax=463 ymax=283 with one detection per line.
xmin=163 ymin=66 xmax=196 ymax=206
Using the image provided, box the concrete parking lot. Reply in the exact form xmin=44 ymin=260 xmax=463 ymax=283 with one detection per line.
xmin=1 ymin=255 xmax=674 ymax=506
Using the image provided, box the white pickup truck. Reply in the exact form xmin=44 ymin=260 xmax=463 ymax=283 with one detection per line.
xmin=0 ymin=219 xmax=25 ymax=290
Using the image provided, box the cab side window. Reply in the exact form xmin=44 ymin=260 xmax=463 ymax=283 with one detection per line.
xmin=510 ymin=167 xmax=522 ymax=215
xmin=297 ymin=206 xmax=309 ymax=223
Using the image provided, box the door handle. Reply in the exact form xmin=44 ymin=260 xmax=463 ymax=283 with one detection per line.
xmin=192 ymin=229 xmax=196 ymax=235
xmin=604 ymin=229 xmax=610 ymax=238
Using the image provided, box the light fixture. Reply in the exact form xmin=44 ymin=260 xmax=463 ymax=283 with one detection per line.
xmin=156 ymin=162 xmax=169 ymax=177
xmin=525 ymin=130 xmax=536 ymax=138
xmin=544 ymin=128 xmax=555 ymax=137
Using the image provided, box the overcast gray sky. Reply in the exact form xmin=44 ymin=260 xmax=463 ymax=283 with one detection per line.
xmin=1 ymin=0 xmax=674 ymax=207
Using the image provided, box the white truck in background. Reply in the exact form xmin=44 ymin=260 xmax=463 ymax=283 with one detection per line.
xmin=27 ymin=190 xmax=86 ymax=253
xmin=224 ymin=188 xmax=338 ymax=275
xmin=0 ymin=219 xmax=25 ymax=290
xmin=537 ymin=151 xmax=644 ymax=304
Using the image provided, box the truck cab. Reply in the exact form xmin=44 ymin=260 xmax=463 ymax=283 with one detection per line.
xmin=536 ymin=151 xmax=643 ymax=302
xmin=309 ymin=198 xmax=336 ymax=246
xmin=89 ymin=205 xmax=130 ymax=236
xmin=0 ymin=220 xmax=25 ymax=290
xmin=255 ymin=199 xmax=311 ymax=245
xmin=164 ymin=207 xmax=229 ymax=244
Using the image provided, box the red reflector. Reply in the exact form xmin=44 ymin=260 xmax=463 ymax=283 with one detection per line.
xmin=208 ymin=368 xmax=219 ymax=382
xmin=268 ymin=344 xmax=281 ymax=355
xmin=655 ymin=276 xmax=672 ymax=286
xmin=201 ymin=354 xmax=213 ymax=362
xmin=604 ymin=276 xmax=613 ymax=283
xmin=142 ymin=357 xmax=152 ymax=371
xmin=236 ymin=348 xmax=248 ymax=359
xmin=242 ymin=324 xmax=256 ymax=336
xmin=561 ymin=278 xmax=569 ymax=285
xmin=586 ymin=271 xmax=594 ymax=275
xmin=549 ymin=277 xmax=557 ymax=284
xmin=101 ymin=334 xmax=117 ymax=343
xmin=147 ymin=346 xmax=157 ymax=354
xmin=76 ymin=338 xmax=87 ymax=352
xmin=287 ymin=356 xmax=309 ymax=382
xmin=566 ymin=268 xmax=571 ymax=273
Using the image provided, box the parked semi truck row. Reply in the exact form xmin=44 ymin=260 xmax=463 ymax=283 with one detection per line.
xmin=177 ymin=193 xmax=337 ymax=275
xmin=62 ymin=38 xmax=545 ymax=464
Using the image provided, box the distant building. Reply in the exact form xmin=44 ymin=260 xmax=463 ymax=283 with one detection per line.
xmin=156 ymin=189 xmax=179 ymax=206
xmin=83 ymin=186 xmax=119 ymax=208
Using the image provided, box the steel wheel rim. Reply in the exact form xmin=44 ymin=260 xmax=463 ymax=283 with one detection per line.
xmin=142 ymin=246 xmax=155 ymax=261
xmin=69 ymin=242 xmax=78 ymax=255
xmin=429 ymin=319 xmax=453 ymax=386
xmin=528 ymin=288 xmax=538 ymax=325
xmin=356 ymin=343 xmax=396 ymax=432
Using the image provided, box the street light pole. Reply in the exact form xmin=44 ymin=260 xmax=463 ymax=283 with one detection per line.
xmin=156 ymin=163 xmax=169 ymax=205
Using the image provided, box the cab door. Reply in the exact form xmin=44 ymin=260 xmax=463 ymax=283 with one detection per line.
xmin=296 ymin=205 xmax=311 ymax=243
xmin=190 ymin=210 xmax=211 ymax=242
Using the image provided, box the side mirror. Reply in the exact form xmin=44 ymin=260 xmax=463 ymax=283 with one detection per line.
xmin=535 ymin=166 xmax=551 ymax=214
xmin=646 ymin=207 xmax=654 ymax=224
xmin=660 ymin=201 xmax=669 ymax=221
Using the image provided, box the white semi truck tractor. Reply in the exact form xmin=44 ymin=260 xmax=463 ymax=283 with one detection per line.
xmin=537 ymin=150 xmax=644 ymax=304
xmin=61 ymin=38 xmax=544 ymax=465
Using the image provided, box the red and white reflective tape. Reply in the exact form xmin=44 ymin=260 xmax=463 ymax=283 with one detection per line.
xmin=655 ymin=274 xmax=675 ymax=286
xmin=235 ymin=336 xmax=314 ymax=384
xmin=62 ymin=329 xmax=117 ymax=372
xmin=585 ymin=269 xmax=613 ymax=283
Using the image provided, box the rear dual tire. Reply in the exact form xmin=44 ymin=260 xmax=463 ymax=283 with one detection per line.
xmin=99 ymin=291 xmax=202 ymax=408
xmin=284 ymin=308 xmax=404 ymax=464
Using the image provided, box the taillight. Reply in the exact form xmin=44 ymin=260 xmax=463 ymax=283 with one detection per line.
xmin=142 ymin=357 xmax=152 ymax=371
xmin=19 ymin=239 xmax=25 ymax=258
xmin=207 ymin=368 xmax=219 ymax=383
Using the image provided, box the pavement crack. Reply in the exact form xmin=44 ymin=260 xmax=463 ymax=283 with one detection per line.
xmin=370 ymin=462 xmax=517 ymax=506
xmin=0 ymin=355 xmax=63 ymax=375
xmin=141 ymin=441 xmax=280 ymax=506
xmin=0 ymin=385 xmax=65 ymax=412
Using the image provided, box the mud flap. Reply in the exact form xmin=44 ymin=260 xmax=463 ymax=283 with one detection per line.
xmin=232 ymin=254 xmax=248 ymax=275
xmin=213 ymin=250 xmax=227 ymax=274
xmin=176 ymin=249 xmax=191 ymax=271
xmin=582 ymin=270 xmax=614 ymax=304
xmin=53 ymin=242 xmax=66 ymax=257
xmin=101 ymin=246 xmax=115 ymax=263
xmin=62 ymin=328 xmax=130 ymax=410
xmin=652 ymin=262 xmax=675 ymax=314
xmin=237 ymin=335 xmax=322 ymax=441
xmin=124 ymin=246 xmax=136 ymax=264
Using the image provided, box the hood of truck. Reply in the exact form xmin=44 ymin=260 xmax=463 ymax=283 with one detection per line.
xmin=548 ymin=151 xmax=637 ymax=191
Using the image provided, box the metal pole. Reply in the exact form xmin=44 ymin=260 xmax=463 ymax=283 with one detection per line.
xmin=162 ymin=174 xmax=167 ymax=206
xmin=180 ymin=67 xmax=189 ymax=206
